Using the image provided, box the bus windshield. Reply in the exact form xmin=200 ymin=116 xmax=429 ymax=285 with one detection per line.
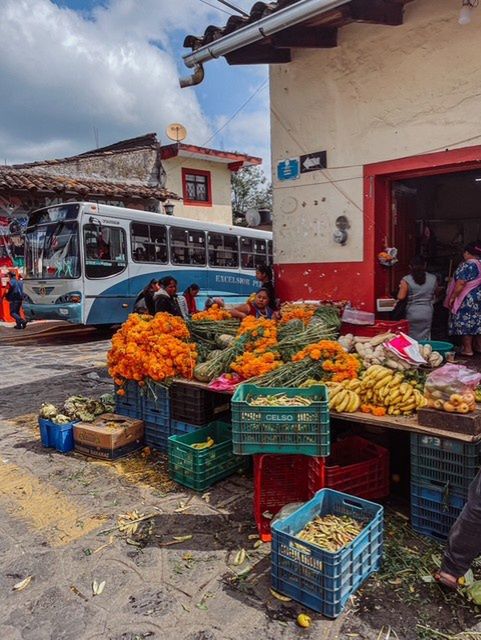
xmin=25 ymin=221 xmax=80 ymax=279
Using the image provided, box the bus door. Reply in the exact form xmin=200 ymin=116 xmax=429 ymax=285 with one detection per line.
xmin=82 ymin=220 xmax=131 ymax=325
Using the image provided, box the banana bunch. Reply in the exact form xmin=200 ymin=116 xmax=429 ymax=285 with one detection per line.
xmin=191 ymin=437 xmax=215 ymax=450
xmin=360 ymin=365 xmax=427 ymax=416
xmin=326 ymin=380 xmax=362 ymax=413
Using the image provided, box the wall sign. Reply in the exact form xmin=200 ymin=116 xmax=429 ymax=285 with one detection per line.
xmin=300 ymin=151 xmax=327 ymax=174
xmin=277 ymin=158 xmax=300 ymax=181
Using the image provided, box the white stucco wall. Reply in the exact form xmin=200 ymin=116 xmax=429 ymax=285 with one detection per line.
xmin=271 ymin=0 xmax=481 ymax=264
xmin=162 ymin=156 xmax=233 ymax=224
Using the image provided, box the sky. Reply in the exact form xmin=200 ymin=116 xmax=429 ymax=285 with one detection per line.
xmin=0 ymin=0 xmax=270 ymax=173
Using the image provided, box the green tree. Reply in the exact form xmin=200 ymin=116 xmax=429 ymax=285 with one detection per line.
xmin=231 ymin=165 xmax=272 ymax=223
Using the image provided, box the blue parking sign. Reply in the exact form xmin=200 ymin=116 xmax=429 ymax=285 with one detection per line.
xmin=277 ymin=158 xmax=300 ymax=181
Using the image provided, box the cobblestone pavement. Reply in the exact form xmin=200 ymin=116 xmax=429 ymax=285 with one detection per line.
xmin=1 ymin=335 xmax=110 ymax=390
xmin=0 ymin=335 xmax=349 ymax=640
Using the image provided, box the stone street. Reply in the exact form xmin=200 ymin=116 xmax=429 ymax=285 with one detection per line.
xmin=0 ymin=332 xmax=346 ymax=640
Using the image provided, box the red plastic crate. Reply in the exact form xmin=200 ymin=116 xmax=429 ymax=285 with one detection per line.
xmin=253 ymin=454 xmax=325 ymax=542
xmin=341 ymin=319 xmax=409 ymax=337
xmin=308 ymin=436 xmax=390 ymax=500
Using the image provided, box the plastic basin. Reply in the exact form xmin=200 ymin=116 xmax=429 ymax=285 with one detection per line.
xmin=418 ymin=340 xmax=454 ymax=355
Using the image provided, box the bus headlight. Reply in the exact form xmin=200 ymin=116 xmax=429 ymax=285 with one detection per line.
xmin=55 ymin=292 xmax=82 ymax=304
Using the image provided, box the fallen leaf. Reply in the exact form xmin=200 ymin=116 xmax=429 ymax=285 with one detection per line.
xmin=172 ymin=535 xmax=192 ymax=543
xmin=126 ymin=539 xmax=142 ymax=547
xmin=253 ymin=540 xmax=263 ymax=549
xmin=181 ymin=603 xmax=191 ymax=612
xmin=13 ymin=576 xmax=32 ymax=592
xmin=96 ymin=581 xmax=106 ymax=595
xmin=202 ymin=493 xmax=211 ymax=504
xmin=233 ymin=549 xmax=246 ymax=566
xmin=92 ymin=580 xmax=99 ymax=595
xmin=420 ymin=575 xmax=435 ymax=583
xmin=248 ymin=534 xmax=259 ymax=540
xmin=196 ymin=603 xmax=208 ymax=611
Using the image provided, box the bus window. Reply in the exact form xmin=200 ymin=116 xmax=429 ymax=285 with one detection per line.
xmin=268 ymin=240 xmax=273 ymax=263
xmin=131 ymin=222 xmax=168 ymax=263
xmin=169 ymin=227 xmax=206 ymax=265
xmin=240 ymin=237 xmax=267 ymax=269
xmin=84 ymin=224 xmax=127 ymax=279
xmin=208 ymin=233 xmax=239 ymax=268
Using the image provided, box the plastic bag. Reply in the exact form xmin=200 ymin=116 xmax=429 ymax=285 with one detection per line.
xmin=208 ymin=372 xmax=242 ymax=393
xmin=384 ymin=333 xmax=426 ymax=366
xmin=424 ymin=363 xmax=481 ymax=413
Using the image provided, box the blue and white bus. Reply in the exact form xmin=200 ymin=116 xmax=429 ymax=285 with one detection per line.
xmin=23 ymin=202 xmax=273 ymax=325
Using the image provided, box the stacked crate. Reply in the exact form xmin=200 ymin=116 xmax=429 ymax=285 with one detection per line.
xmin=167 ymin=382 xmax=243 ymax=490
xmin=232 ymin=383 xmax=385 ymax=617
xmin=143 ymin=385 xmax=171 ymax=451
xmin=410 ymin=434 xmax=481 ymax=541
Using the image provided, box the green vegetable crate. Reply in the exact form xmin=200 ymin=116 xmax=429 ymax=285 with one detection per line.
xmin=168 ymin=420 xmax=244 ymax=491
xmin=231 ymin=384 xmax=330 ymax=456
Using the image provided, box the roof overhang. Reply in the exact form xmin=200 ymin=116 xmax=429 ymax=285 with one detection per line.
xmin=159 ymin=143 xmax=262 ymax=170
xmin=181 ymin=0 xmax=411 ymax=87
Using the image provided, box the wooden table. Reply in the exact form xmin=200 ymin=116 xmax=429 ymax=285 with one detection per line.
xmin=173 ymin=378 xmax=481 ymax=443
xmin=332 ymin=411 xmax=481 ymax=443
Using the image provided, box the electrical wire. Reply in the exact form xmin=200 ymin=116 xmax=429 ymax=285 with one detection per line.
xmin=215 ymin=0 xmax=249 ymax=17
xmin=163 ymin=78 xmax=268 ymax=176
xmin=197 ymin=0 xmax=234 ymax=16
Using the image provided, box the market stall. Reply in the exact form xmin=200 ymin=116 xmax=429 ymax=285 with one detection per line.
xmin=36 ymin=302 xmax=481 ymax=618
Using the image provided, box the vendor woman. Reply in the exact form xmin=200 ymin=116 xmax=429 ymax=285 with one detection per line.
xmin=230 ymin=289 xmax=275 ymax=320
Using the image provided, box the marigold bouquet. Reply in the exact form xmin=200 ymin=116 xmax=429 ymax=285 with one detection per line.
xmin=108 ymin=313 xmax=197 ymax=387
xmin=191 ymin=304 xmax=232 ymax=321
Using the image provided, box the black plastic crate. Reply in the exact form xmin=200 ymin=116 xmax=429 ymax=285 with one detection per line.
xmin=170 ymin=382 xmax=230 ymax=426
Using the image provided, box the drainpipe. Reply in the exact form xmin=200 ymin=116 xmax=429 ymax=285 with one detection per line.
xmin=180 ymin=0 xmax=350 ymax=87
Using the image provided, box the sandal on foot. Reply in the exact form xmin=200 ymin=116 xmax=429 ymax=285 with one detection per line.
xmin=434 ymin=571 xmax=462 ymax=590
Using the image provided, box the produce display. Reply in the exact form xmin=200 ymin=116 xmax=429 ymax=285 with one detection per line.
xmin=279 ymin=303 xmax=317 ymax=325
xmin=339 ymin=333 xmax=443 ymax=369
xmin=424 ymin=364 xmax=481 ymax=413
xmin=108 ymin=313 xmax=197 ymax=387
xmin=247 ymin=393 xmax=313 ymax=407
xmin=191 ymin=304 xmax=232 ymax=321
xmin=296 ymin=514 xmax=363 ymax=552
xmin=327 ymin=365 xmax=427 ymax=416
xmin=39 ymin=394 xmax=115 ymax=424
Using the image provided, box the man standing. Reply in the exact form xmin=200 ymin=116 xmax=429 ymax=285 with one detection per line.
xmin=6 ymin=271 xmax=26 ymax=329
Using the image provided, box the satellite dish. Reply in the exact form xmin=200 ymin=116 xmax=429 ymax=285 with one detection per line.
xmin=166 ymin=123 xmax=187 ymax=142
xmin=245 ymin=208 xmax=261 ymax=227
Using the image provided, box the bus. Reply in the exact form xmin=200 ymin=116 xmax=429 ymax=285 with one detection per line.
xmin=23 ymin=202 xmax=273 ymax=325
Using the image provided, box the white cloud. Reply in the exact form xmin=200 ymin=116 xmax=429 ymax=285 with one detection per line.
xmin=0 ymin=0 xmax=219 ymax=163
xmin=0 ymin=0 xmax=272 ymax=183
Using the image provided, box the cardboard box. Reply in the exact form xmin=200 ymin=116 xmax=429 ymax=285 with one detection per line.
xmin=73 ymin=413 xmax=144 ymax=459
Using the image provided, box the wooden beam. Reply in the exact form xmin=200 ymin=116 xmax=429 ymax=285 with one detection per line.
xmin=225 ymin=44 xmax=291 ymax=65
xmin=348 ymin=0 xmax=404 ymax=26
xmin=272 ymin=27 xmax=338 ymax=48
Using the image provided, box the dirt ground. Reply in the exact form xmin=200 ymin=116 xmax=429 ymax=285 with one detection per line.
xmin=2 ymin=337 xmax=481 ymax=639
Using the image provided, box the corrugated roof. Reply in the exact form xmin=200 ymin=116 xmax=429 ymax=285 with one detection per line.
xmin=0 ymin=168 xmax=179 ymax=202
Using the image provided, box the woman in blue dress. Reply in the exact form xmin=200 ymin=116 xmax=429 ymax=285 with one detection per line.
xmin=447 ymin=242 xmax=481 ymax=356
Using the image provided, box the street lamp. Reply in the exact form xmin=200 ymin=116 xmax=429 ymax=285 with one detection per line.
xmin=164 ymin=201 xmax=175 ymax=215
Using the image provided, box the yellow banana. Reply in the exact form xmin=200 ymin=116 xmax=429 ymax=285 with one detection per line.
xmin=336 ymin=392 xmax=352 ymax=413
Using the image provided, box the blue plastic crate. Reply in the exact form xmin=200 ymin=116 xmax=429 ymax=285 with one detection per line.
xmin=115 ymin=381 xmax=143 ymax=419
xmin=144 ymin=417 xmax=170 ymax=452
xmin=143 ymin=383 xmax=170 ymax=427
xmin=271 ymin=489 xmax=384 ymax=618
xmin=38 ymin=418 xmax=75 ymax=453
xmin=411 ymin=482 xmax=466 ymax=542
xmin=170 ymin=420 xmax=200 ymax=436
xmin=411 ymin=434 xmax=481 ymax=497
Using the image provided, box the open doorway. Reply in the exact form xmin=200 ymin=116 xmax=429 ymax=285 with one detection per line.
xmin=391 ymin=168 xmax=481 ymax=339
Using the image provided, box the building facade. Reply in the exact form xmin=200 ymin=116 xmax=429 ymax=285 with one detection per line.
xmin=160 ymin=143 xmax=262 ymax=225
xmin=183 ymin=0 xmax=481 ymax=311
